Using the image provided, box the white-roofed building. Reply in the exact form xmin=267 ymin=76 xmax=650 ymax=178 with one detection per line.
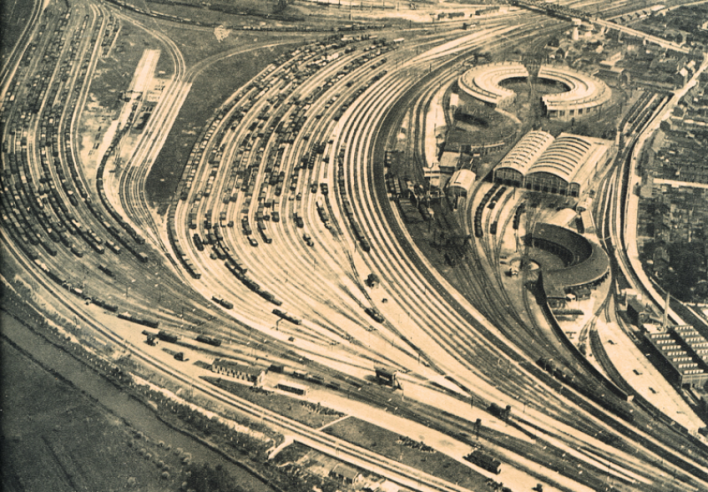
xmin=538 ymin=65 xmax=612 ymax=121
xmin=457 ymin=63 xmax=611 ymax=121
xmin=493 ymin=131 xmax=615 ymax=197
xmin=493 ymin=131 xmax=555 ymax=187
xmin=447 ymin=169 xmax=476 ymax=198
xmin=458 ymin=62 xmax=529 ymax=109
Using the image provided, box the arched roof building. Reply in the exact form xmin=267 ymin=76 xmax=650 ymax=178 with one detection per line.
xmin=447 ymin=169 xmax=476 ymax=198
xmin=494 ymin=132 xmax=615 ymax=197
xmin=493 ymin=131 xmax=555 ymax=186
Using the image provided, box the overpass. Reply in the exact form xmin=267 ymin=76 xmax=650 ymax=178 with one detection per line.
xmin=510 ymin=0 xmax=689 ymax=54
xmin=594 ymin=19 xmax=690 ymax=54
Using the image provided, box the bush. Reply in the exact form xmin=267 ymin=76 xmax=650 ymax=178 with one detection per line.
xmin=183 ymin=463 xmax=244 ymax=492
xmin=161 ymin=471 xmax=171 ymax=480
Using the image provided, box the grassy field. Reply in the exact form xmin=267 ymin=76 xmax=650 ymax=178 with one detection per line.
xmin=1 ymin=0 xmax=36 ymax=60
xmin=324 ymin=417 xmax=490 ymax=491
xmin=89 ymin=20 xmax=172 ymax=108
xmin=1 ymin=338 xmax=182 ymax=491
xmin=204 ymin=376 xmax=345 ymax=428
xmin=145 ymin=42 xmax=296 ymax=210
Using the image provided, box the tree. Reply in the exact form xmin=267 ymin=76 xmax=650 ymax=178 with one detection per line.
xmin=273 ymin=0 xmax=287 ymax=13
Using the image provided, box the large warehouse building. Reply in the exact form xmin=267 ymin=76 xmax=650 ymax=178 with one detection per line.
xmin=531 ymin=223 xmax=610 ymax=308
xmin=493 ymin=131 xmax=615 ymax=197
xmin=644 ymin=324 xmax=708 ymax=387
xmin=458 ymin=63 xmax=611 ymax=121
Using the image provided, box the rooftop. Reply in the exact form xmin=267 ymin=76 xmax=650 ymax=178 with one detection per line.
xmin=533 ymin=223 xmax=610 ymax=291
xmin=212 ymin=359 xmax=264 ymax=376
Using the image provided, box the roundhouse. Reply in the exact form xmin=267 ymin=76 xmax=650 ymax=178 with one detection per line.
xmin=458 ymin=62 xmax=529 ymax=108
xmin=457 ymin=63 xmax=611 ymax=121
xmin=531 ymin=223 xmax=610 ymax=307
xmin=538 ymin=65 xmax=611 ymax=121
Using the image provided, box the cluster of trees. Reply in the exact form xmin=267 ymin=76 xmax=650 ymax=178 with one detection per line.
xmin=642 ymin=239 xmax=708 ymax=302
xmin=184 ymin=464 xmax=248 ymax=492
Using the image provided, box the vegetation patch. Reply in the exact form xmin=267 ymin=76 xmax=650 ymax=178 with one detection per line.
xmin=0 ymin=338 xmax=182 ymax=491
xmin=323 ymin=417 xmax=489 ymax=491
xmin=1 ymin=0 xmax=36 ymax=60
xmin=204 ymin=376 xmax=345 ymax=428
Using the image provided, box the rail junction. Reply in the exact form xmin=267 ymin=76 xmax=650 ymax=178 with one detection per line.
xmin=2 ymin=0 xmax=708 ymax=491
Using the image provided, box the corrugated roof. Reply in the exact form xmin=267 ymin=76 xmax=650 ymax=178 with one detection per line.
xmin=495 ymin=131 xmax=555 ymax=177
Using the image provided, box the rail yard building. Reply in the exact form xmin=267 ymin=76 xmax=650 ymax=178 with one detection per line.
xmin=644 ymin=325 xmax=708 ymax=387
xmin=329 ymin=464 xmax=360 ymax=485
xmin=493 ymin=131 xmax=615 ymax=197
xmin=457 ymin=62 xmax=611 ymax=121
xmin=211 ymin=359 xmax=265 ymax=386
xmin=537 ymin=65 xmax=612 ymax=121
xmin=446 ymin=169 xmax=476 ymax=198
xmin=458 ymin=62 xmax=529 ymax=108
xmin=531 ymin=223 xmax=610 ymax=308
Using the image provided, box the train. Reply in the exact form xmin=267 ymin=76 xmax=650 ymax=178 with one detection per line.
xmin=157 ymin=330 xmax=179 ymax=343
xmin=464 ymin=450 xmax=502 ymax=474
xmin=118 ymin=312 xmax=159 ymax=328
xmin=211 ymin=295 xmax=234 ymax=310
xmin=277 ymin=380 xmax=308 ymax=395
xmin=365 ymin=307 xmax=384 ymax=323
xmin=273 ymin=308 xmax=302 ymax=325
xmin=196 ymin=334 xmax=222 ymax=347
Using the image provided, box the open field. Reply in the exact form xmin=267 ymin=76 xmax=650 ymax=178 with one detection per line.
xmin=0 ymin=0 xmax=36 ymax=60
xmin=324 ymin=417 xmax=490 ymax=491
xmin=1 ymin=335 xmax=182 ymax=491
xmin=0 ymin=285 xmax=275 ymax=492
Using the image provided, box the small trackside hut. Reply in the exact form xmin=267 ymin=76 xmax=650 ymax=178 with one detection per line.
xmin=329 ymin=463 xmax=359 ymax=485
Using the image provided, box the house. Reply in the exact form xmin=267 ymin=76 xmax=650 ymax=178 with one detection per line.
xmin=330 ymin=463 xmax=359 ymax=485
xmin=627 ymin=297 xmax=653 ymax=326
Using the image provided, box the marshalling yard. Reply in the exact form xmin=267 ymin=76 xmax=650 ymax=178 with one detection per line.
xmin=3 ymin=0 xmax=708 ymax=491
